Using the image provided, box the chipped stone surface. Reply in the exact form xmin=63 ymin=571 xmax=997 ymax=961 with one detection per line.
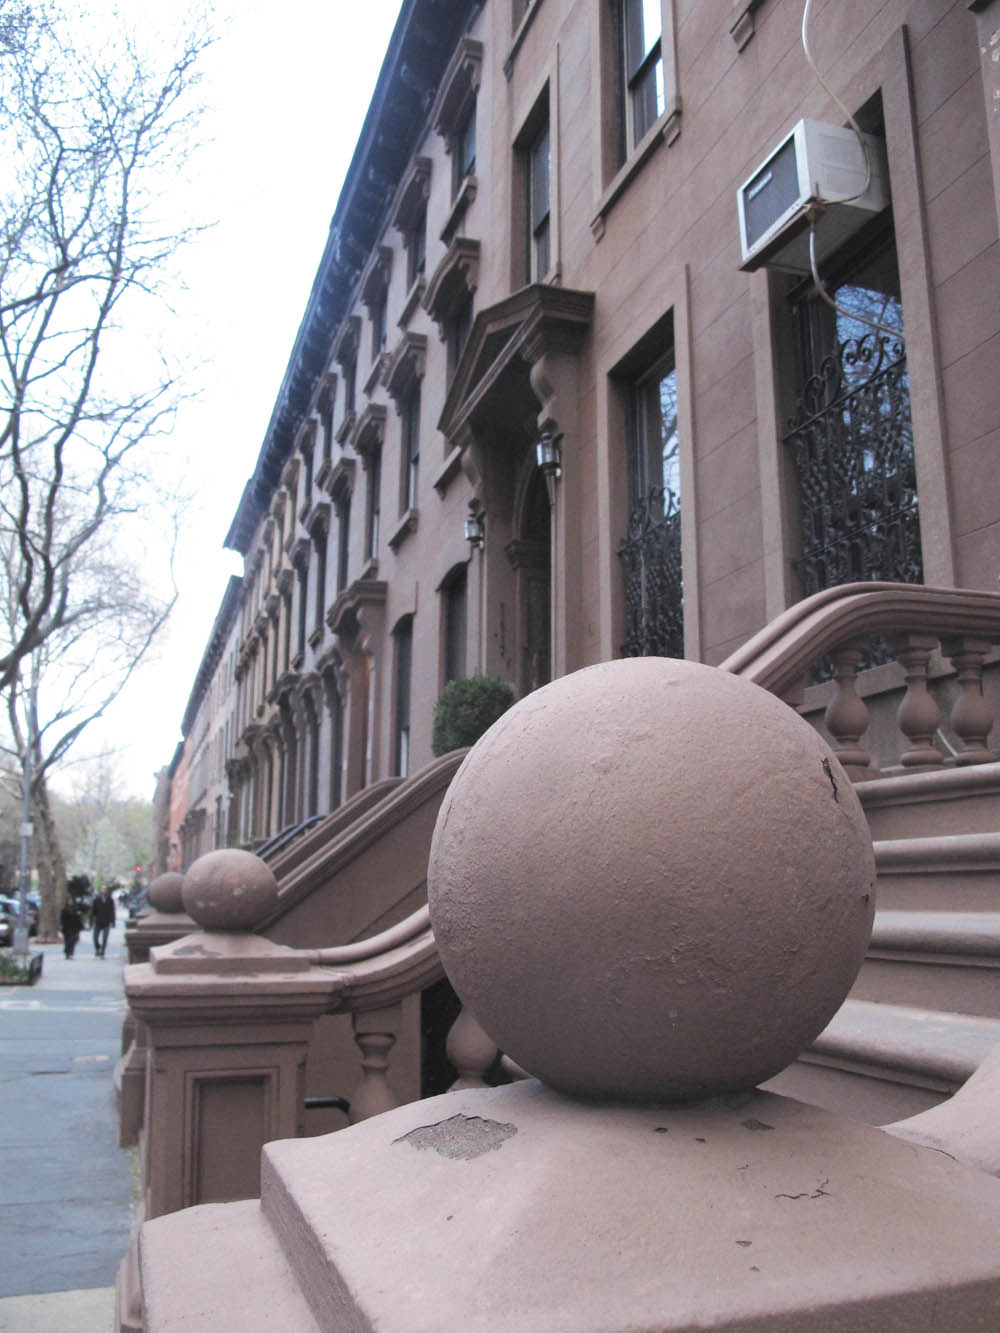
xmin=394 ymin=1113 xmax=518 ymax=1160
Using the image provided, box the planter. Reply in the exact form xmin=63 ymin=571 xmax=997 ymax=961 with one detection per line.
xmin=0 ymin=951 xmax=44 ymax=985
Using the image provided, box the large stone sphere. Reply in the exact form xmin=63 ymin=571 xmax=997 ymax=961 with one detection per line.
xmin=146 ymin=871 xmax=185 ymax=915
xmin=181 ymin=849 xmax=278 ymax=932
xmin=428 ymin=658 xmax=876 ymax=1102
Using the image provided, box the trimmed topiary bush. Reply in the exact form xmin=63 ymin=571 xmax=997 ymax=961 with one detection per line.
xmin=432 ymin=674 xmax=516 ymax=756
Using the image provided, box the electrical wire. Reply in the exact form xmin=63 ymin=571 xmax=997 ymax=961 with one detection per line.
xmin=801 ymin=0 xmax=901 ymax=340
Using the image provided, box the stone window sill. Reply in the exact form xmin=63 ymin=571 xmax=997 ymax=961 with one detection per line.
xmin=388 ymin=508 xmax=419 ymax=552
xmin=441 ymin=175 xmax=478 ymax=245
xmin=591 ymin=104 xmax=681 ymax=240
xmin=399 ymin=277 xmax=426 ymax=329
xmin=433 ymin=447 xmax=463 ymax=497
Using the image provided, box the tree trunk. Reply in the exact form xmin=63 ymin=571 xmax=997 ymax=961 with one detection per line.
xmin=33 ymin=772 xmax=67 ymax=940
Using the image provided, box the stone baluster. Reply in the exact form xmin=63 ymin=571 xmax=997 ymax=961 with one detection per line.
xmin=446 ymin=1005 xmax=498 ymax=1091
xmin=824 ymin=639 xmax=875 ymax=780
xmin=940 ymin=636 xmax=996 ymax=765
xmin=349 ymin=1004 xmax=402 ymax=1123
xmin=890 ymin=633 xmax=944 ymax=769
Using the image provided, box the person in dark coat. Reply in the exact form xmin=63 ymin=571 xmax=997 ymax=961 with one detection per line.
xmin=60 ymin=897 xmax=83 ymax=958
xmin=91 ymin=884 xmax=116 ymax=957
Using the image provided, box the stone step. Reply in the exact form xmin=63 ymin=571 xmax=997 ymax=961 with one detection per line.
xmin=763 ymin=999 xmax=1000 ymax=1126
xmin=140 ymin=1199 xmax=321 ymax=1331
xmin=872 ymin=832 xmax=1000 ymax=910
xmin=852 ymin=911 xmax=1000 ymax=1017
xmin=858 ymin=762 xmax=1000 ymax=841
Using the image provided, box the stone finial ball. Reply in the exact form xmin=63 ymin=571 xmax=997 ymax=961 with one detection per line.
xmin=181 ymin=849 xmax=278 ymax=932
xmin=428 ymin=658 xmax=876 ymax=1103
xmin=146 ymin=871 xmax=185 ymax=914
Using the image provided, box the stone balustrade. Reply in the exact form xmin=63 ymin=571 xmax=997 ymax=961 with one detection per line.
xmin=720 ymin=582 xmax=1000 ymax=779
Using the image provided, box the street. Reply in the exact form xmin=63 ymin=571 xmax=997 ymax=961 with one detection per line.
xmin=0 ymin=920 xmax=134 ymax=1320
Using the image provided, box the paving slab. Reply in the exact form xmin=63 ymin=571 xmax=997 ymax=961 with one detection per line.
xmin=0 ymin=923 xmax=135 ymax=1303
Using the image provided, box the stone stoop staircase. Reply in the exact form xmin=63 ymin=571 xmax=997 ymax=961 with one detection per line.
xmin=765 ymin=762 xmax=1000 ymax=1125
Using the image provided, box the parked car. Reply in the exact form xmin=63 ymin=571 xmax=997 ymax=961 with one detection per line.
xmin=0 ymin=894 xmax=38 ymax=937
xmin=0 ymin=911 xmax=12 ymax=948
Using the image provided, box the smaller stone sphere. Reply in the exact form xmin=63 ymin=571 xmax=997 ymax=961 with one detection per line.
xmin=428 ymin=657 xmax=876 ymax=1103
xmin=181 ymin=849 xmax=278 ymax=932
xmin=146 ymin=871 xmax=186 ymax=915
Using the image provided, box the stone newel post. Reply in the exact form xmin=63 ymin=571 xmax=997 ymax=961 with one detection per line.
xmin=116 ymin=871 xmax=192 ymax=1149
xmin=124 ymin=849 xmax=343 ymax=1220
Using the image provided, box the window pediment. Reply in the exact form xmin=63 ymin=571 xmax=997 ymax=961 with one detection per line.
xmin=326 ymin=457 xmax=356 ymax=503
xmin=360 ymin=245 xmax=393 ymax=309
xmin=393 ymin=157 xmax=432 ymax=233
xmin=431 ymin=37 xmax=483 ymax=144
xmin=307 ymin=501 xmax=331 ymax=538
xmin=281 ymin=456 xmax=300 ymax=492
xmin=332 ymin=315 xmax=361 ymax=368
xmin=351 ymin=402 xmax=387 ymax=460
xmin=385 ymin=332 xmax=428 ymax=405
xmin=424 ymin=237 xmax=480 ymax=330
xmin=437 ymin=284 xmax=594 ymax=445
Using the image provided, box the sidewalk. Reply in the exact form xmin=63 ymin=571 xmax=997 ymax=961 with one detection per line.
xmin=0 ymin=921 xmax=134 ymax=1332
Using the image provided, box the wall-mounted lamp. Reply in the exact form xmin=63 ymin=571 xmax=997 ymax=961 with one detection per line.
xmin=536 ymin=430 xmax=562 ymax=506
xmin=464 ymin=507 xmax=485 ymax=549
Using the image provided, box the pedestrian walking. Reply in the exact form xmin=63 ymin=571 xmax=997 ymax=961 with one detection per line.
xmin=92 ymin=884 xmax=116 ymax=957
xmin=59 ymin=896 xmax=83 ymax=958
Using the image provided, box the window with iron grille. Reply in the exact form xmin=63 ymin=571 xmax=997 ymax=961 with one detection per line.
xmin=619 ymin=342 xmax=683 ymax=659
xmin=784 ymin=219 xmax=921 ymax=597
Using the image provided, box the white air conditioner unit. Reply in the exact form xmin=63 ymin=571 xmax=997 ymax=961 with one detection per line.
xmin=737 ymin=119 xmax=888 ymax=273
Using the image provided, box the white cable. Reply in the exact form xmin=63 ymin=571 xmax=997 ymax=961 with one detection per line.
xmin=801 ymin=0 xmax=871 ymax=204
xmin=801 ymin=0 xmax=899 ymax=341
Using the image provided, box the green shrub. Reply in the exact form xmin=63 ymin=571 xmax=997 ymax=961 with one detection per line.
xmin=432 ymin=674 xmax=516 ymax=756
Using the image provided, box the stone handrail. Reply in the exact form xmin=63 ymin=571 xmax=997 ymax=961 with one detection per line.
xmin=720 ymin=581 xmax=1000 ymax=692
xmin=721 ymin=581 xmax=1000 ymax=778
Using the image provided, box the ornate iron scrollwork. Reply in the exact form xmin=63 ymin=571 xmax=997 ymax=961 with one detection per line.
xmin=619 ymin=485 xmax=683 ymax=658
xmin=786 ymin=332 xmax=922 ymax=596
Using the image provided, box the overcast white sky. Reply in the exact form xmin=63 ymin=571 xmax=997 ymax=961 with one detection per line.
xmin=63 ymin=1 xmax=405 ymax=800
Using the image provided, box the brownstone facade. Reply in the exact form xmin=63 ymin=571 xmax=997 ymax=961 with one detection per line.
xmin=169 ymin=0 xmax=1000 ymax=856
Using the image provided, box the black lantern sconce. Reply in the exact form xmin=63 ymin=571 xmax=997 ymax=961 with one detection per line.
xmin=536 ymin=430 xmax=562 ymax=506
xmin=464 ymin=505 xmax=485 ymax=549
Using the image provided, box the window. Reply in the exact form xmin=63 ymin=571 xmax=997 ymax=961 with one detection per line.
xmin=366 ymin=446 xmax=382 ymax=562
xmin=371 ymin=293 xmax=387 ymax=362
xmin=401 ymin=384 xmax=421 ymax=513
xmin=454 ymin=101 xmax=476 ymax=196
xmin=301 ymin=439 xmax=314 ymax=513
xmin=620 ymin=1 xmax=664 ymax=154
xmin=313 ymin=526 xmax=327 ymax=630
xmin=335 ymin=493 xmax=351 ymax=595
xmin=784 ymin=217 xmax=919 ymax=595
xmin=344 ymin=354 xmax=357 ymax=414
xmin=442 ymin=566 xmax=467 ymax=684
xmin=526 ymin=118 xmax=551 ymax=283
xmin=629 ymin=349 xmax=679 ymax=507
xmin=618 ymin=336 xmax=683 ymax=659
xmin=408 ymin=204 xmax=427 ymax=290
xmin=393 ymin=617 xmax=413 ymax=778
xmin=296 ymin=564 xmax=309 ymax=658
xmin=449 ymin=294 xmax=473 ymax=377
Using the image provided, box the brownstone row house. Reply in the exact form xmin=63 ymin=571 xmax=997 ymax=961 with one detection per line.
xmin=165 ymin=0 xmax=999 ymax=861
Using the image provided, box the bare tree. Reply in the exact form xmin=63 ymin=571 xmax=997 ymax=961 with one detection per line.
xmin=0 ymin=2 xmax=210 ymax=934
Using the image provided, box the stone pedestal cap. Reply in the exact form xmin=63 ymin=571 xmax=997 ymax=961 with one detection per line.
xmin=146 ymin=871 xmax=185 ymax=914
xmin=181 ymin=849 xmax=279 ymax=932
xmin=428 ymin=657 xmax=876 ymax=1102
